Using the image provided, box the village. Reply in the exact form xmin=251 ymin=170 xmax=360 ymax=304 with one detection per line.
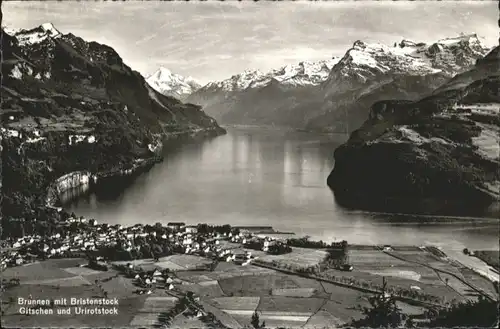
xmin=0 ymin=217 xmax=294 ymax=271
xmin=1 ymin=218 xmax=498 ymax=328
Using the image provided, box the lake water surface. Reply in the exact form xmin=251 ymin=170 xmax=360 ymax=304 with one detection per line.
xmin=65 ymin=126 xmax=499 ymax=252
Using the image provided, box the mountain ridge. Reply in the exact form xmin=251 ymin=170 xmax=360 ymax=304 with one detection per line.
xmin=187 ymin=34 xmax=490 ymax=131
xmin=1 ymin=23 xmax=225 ymax=236
xmin=327 ymin=44 xmax=500 ymax=216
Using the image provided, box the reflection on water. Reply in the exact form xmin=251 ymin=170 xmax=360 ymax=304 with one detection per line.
xmin=59 ymin=184 xmax=91 ymax=205
xmin=65 ymin=127 xmax=499 ymax=251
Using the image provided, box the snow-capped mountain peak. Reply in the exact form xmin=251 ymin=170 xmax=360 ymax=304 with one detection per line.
xmin=335 ymin=33 xmax=489 ymax=80
xmin=14 ymin=22 xmax=62 ymax=46
xmin=201 ymin=58 xmax=340 ymax=92
xmin=436 ymin=33 xmax=480 ymax=46
xmin=146 ymin=67 xmax=201 ymax=100
xmin=40 ymin=23 xmax=60 ymax=36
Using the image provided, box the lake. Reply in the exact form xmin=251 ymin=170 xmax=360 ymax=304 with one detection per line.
xmin=64 ymin=126 xmax=499 ymax=252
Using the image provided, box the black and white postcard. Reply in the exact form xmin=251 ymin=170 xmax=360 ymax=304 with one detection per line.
xmin=1 ymin=1 xmax=499 ymax=328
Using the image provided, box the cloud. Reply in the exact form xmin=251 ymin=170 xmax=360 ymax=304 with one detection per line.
xmin=3 ymin=1 xmax=497 ymax=84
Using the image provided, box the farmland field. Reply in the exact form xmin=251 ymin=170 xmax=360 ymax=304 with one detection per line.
xmin=23 ymin=275 xmax=92 ymax=286
xmin=2 ymin=260 xmax=81 ymax=282
xmin=271 ymin=288 xmax=316 ymax=297
xmin=458 ymin=267 xmax=499 ymax=297
xmin=388 ymin=250 xmax=443 ymax=265
xmin=230 ymin=314 xmax=254 ymax=327
xmin=257 ymin=296 xmax=325 ymax=313
xmin=321 ymin=300 xmax=365 ymax=323
xmin=64 ymin=266 xmax=105 ymax=276
xmin=152 ymin=260 xmax=187 ymax=271
xmin=210 ymin=297 xmax=260 ymax=310
xmin=321 ymin=282 xmax=371 ymax=307
xmin=290 ymin=275 xmax=328 ymax=295
xmin=349 ymin=250 xmax=445 ymax=285
xmin=258 ymin=312 xmax=310 ymax=328
xmin=258 ymin=247 xmax=328 ymax=268
xmin=387 ymin=250 xmax=466 ymax=278
xmin=218 ymin=274 xmax=298 ymax=296
xmin=323 ymin=268 xmax=418 ymax=288
xmin=304 ymin=310 xmax=344 ymax=328
xmin=177 ymin=281 xmax=226 ymax=297
xmin=199 ymin=300 xmax=244 ymax=328
xmin=163 ymin=255 xmax=213 ymax=269
xmin=129 ymin=312 xmax=161 ymax=326
xmin=176 ymin=271 xmax=215 ymax=283
xmin=209 ymin=264 xmax=275 ymax=280
xmin=112 ymin=255 xmax=212 ymax=271
xmin=166 ymin=314 xmax=208 ymax=329
xmin=349 ymin=250 xmax=408 ymax=267
xmin=138 ymin=296 xmax=178 ymax=312
xmin=436 ymin=272 xmax=480 ymax=301
xmin=5 ymin=244 xmax=485 ymax=328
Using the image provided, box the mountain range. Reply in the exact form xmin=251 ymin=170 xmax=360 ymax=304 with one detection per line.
xmin=1 ymin=23 xmax=224 ymax=227
xmin=328 ymin=44 xmax=500 ymax=216
xmin=186 ymin=58 xmax=340 ymax=124
xmin=159 ymin=34 xmax=490 ymax=132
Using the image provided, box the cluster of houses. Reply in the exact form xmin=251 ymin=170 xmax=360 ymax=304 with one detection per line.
xmin=1 ymin=219 xmax=286 ymax=271
xmin=127 ymin=266 xmax=177 ymax=294
xmin=1 ymin=218 xmax=111 ymax=269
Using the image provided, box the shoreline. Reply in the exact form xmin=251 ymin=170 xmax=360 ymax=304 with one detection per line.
xmin=3 ymin=219 xmax=498 ymax=287
xmin=43 ymin=127 xmax=225 ymax=208
xmin=3 ymin=221 xmax=497 ymax=328
xmin=346 ymin=210 xmax=500 ymax=222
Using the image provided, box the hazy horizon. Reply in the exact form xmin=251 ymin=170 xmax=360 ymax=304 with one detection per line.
xmin=3 ymin=1 xmax=498 ymax=84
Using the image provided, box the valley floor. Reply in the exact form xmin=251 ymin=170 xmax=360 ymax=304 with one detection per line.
xmin=2 ymin=239 xmax=497 ymax=328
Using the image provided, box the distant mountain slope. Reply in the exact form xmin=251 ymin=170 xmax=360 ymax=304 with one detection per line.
xmin=1 ymin=23 xmax=224 ymax=231
xmin=186 ymin=59 xmax=339 ymax=121
xmin=327 ymin=45 xmax=500 ymax=216
xmin=146 ymin=67 xmax=201 ymax=100
xmin=309 ymin=34 xmax=490 ymax=132
xmin=189 ymin=34 xmax=490 ymax=132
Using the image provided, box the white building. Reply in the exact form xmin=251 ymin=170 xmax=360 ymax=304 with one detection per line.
xmin=184 ymin=225 xmax=198 ymax=234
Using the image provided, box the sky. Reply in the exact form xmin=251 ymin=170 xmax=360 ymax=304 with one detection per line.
xmin=3 ymin=1 xmax=498 ymax=85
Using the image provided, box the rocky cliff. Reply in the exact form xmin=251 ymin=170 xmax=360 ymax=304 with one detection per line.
xmin=327 ymin=46 xmax=500 ymax=216
xmin=0 ymin=24 xmax=225 ymax=237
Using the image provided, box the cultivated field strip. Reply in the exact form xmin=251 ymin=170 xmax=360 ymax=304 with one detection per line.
xmin=211 ymin=296 xmax=261 ymax=310
xmin=138 ymin=296 xmax=179 ymax=312
xmin=272 ymin=287 xmax=317 ymax=297
xmin=303 ymin=310 xmax=344 ymax=329
xmin=200 ymin=300 xmax=244 ymax=328
xmin=129 ymin=312 xmax=160 ymax=326
xmin=22 ymin=276 xmax=91 ymax=286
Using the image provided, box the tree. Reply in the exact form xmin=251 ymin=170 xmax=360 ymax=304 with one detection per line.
xmin=427 ymin=295 xmax=498 ymax=327
xmin=354 ymin=277 xmax=404 ymax=328
xmin=251 ymin=311 xmax=265 ymax=328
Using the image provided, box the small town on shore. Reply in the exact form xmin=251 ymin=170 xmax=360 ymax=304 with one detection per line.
xmin=1 ymin=212 xmax=499 ymax=328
